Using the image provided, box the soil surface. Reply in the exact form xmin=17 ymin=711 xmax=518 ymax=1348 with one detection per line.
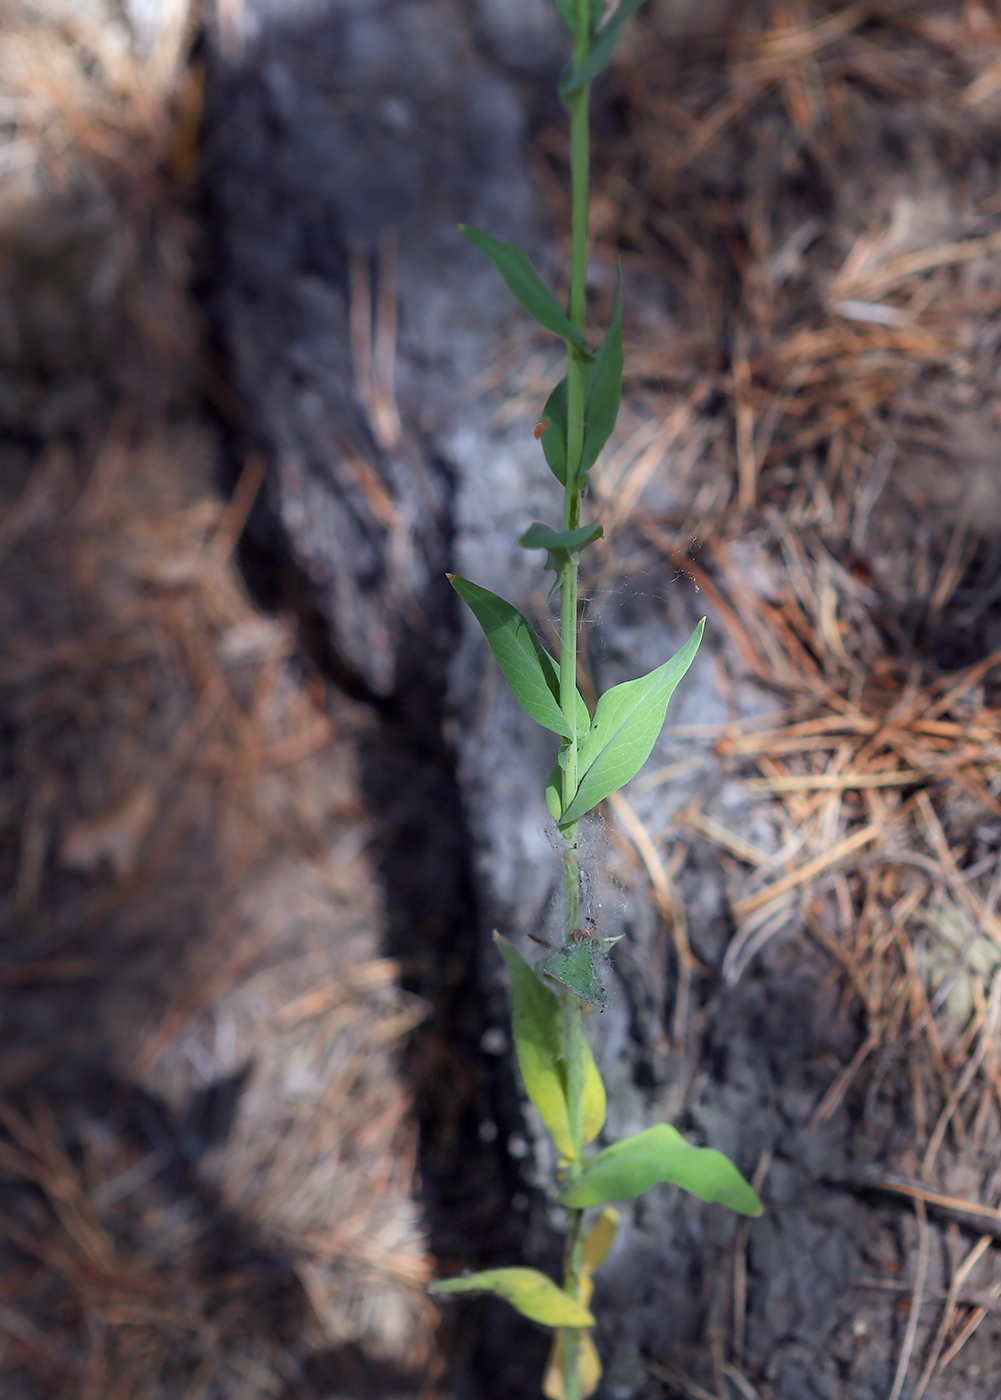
xmin=205 ymin=2 xmax=1001 ymax=1399
xmin=3 ymin=2 xmax=1001 ymax=1398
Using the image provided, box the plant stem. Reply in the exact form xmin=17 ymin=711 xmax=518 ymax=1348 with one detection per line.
xmin=558 ymin=9 xmax=592 ymax=1397
xmin=558 ymin=13 xmax=591 ymax=826
xmin=567 ymin=50 xmax=590 ymax=334
xmin=560 ymin=976 xmax=586 ymax=1400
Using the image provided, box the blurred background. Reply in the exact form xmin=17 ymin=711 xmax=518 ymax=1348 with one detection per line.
xmin=2 ymin=1 xmax=1001 ymax=1398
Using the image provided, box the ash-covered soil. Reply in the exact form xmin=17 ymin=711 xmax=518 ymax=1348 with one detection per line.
xmin=3 ymin=2 xmax=1001 ymax=1399
xmin=206 ymin=1 xmax=1001 ymax=1398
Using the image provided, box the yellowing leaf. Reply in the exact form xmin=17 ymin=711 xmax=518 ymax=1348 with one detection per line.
xmin=495 ymin=934 xmax=607 ymax=1157
xmin=430 ymin=1267 xmax=594 ymax=1328
xmin=543 ymin=1327 xmax=602 ymax=1400
xmin=541 ymin=1212 xmax=619 ymax=1398
xmin=582 ymin=1207 xmax=620 ymax=1272
xmin=495 ymin=933 xmax=573 ymax=1157
xmin=582 ymin=1047 xmax=606 ymax=1145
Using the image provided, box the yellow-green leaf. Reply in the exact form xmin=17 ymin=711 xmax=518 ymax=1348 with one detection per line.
xmin=582 ymin=1043 xmax=606 ymax=1145
xmin=495 ymin=933 xmax=606 ymax=1155
xmin=430 ymin=1267 xmax=594 ymax=1328
xmin=544 ymin=1327 xmax=602 ymax=1400
xmin=542 ymin=1211 xmax=619 ymax=1398
xmin=546 ymin=763 xmax=563 ymax=823
xmin=495 ymin=933 xmax=573 ymax=1157
xmin=581 ymin=1206 xmax=620 ymax=1272
xmin=559 ymin=1123 xmax=763 ymax=1215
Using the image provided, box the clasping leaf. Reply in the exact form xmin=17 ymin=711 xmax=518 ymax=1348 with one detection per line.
xmin=558 ymin=1123 xmax=763 ymax=1214
xmin=519 ymin=521 xmax=604 ymax=575
xmin=552 ymin=0 xmax=602 ymax=40
xmin=577 ymin=267 xmax=622 ymax=486
xmin=460 ymin=227 xmax=593 ymax=358
xmin=449 ymin=575 xmax=572 ymax=738
xmin=538 ymin=931 xmax=620 ymax=1009
xmin=450 ymin=575 xmax=590 ymax=740
xmin=495 ymin=933 xmax=606 ymax=1157
xmin=538 ymin=270 xmax=621 ymax=487
xmin=559 ymin=0 xmax=650 ymax=103
xmin=430 ymin=1267 xmax=595 ymax=1328
xmin=546 ymin=762 xmax=564 ymax=823
xmin=551 ymin=0 xmax=578 ymax=34
xmin=540 ymin=376 xmax=570 ymax=486
xmin=559 ymin=619 xmax=704 ymax=826
xmin=543 ymin=1208 xmax=619 ymax=1400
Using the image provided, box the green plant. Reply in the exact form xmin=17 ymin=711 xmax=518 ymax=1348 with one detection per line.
xmin=430 ymin=4 xmax=763 ymax=1396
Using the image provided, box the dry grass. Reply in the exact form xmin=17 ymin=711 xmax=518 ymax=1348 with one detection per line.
xmin=6 ymin=0 xmax=1001 ymax=1395
xmin=561 ymin=2 xmax=1001 ymax=1390
xmin=0 ymin=4 xmax=435 ymax=1396
xmin=471 ymin=4 xmax=1001 ymax=1384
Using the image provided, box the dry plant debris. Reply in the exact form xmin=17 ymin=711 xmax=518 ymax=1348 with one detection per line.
xmin=0 ymin=3 xmax=434 ymax=1396
xmin=552 ymin=1 xmax=1001 ymax=1390
xmin=6 ymin=0 xmax=1001 ymax=1394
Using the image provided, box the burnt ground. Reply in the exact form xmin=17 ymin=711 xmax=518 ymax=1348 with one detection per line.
xmin=2 ymin=2 xmax=1001 ymax=1399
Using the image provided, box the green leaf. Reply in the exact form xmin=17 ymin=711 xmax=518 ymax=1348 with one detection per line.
xmin=539 ymin=932 xmax=620 ymax=1009
xmin=559 ymin=0 xmax=648 ymax=101
xmin=559 ymin=1124 xmax=763 ymax=1215
xmin=460 ymin=227 xmax=592 ymax=357
xmin=495 ymin=934 xmax=606 ymax=1153
xmin=519 ymin=521 xmax=604 ymax=575
xmin=430 ymin=1267 xmax=595 ymax=1328
xmin=450 ymin=575 xmax=573 ymax=739
xmin=552 ymin=0 xmax=578 ymax=34
xmin=578 ymin=268 xmax=622 ymax=484
xmin=559 ymin=619 xmax=704 ymax=825
xmin=539 ymin=272 xmax=620 ymax=489
xmin=540 ymin=378 xmax=569 ymax=486
xmin=534 ymin=646 xmax=590 ymax=738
